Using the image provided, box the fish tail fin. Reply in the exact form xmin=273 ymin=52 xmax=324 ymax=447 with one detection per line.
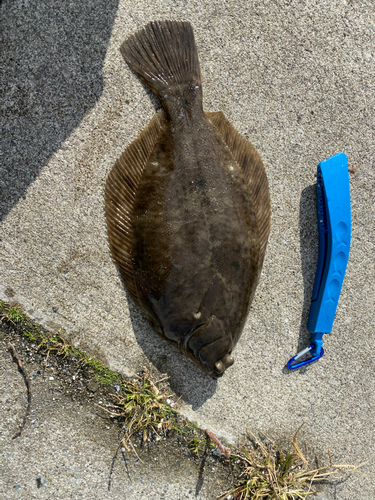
xmin=120 ymin=21 xmax=201 ymax=97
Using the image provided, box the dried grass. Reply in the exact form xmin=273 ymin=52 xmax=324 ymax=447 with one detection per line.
xmin=219 ymin=424 xmax=366 ymax=500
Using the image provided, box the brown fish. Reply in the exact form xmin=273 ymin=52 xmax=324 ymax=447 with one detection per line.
xmin=105 ymin=21 xmax=271 ymax=378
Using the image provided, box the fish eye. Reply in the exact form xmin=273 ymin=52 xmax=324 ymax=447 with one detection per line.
xmin=214 ymin=360 xmax=225 ymax=374
xmin=223 ymin=354 xmax=234 ymax=368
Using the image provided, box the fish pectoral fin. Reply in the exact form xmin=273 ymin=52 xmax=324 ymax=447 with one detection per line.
xmin=104 ymin=110 xmax=164 ymax=306
xmin=206 ymin=110 xmax=271 ymax=268
xmin=198 ymin=274 xmax=222 ymax=319
xmin=197 ymin=274 xmax=232 ymax=322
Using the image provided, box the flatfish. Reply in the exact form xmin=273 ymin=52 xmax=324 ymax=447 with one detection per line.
xmin=105 ymin=21 xmax=271 ymax=378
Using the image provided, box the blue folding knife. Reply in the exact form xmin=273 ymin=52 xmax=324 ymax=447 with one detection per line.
xmin=287 ymin=153 xmax=351 ymax=369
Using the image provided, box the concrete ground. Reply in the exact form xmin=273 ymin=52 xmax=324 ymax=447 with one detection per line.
xmin=0 ymin=329 xmax=234 ymax=500
xmin=1 ymin=0 xmax=374 ymax=498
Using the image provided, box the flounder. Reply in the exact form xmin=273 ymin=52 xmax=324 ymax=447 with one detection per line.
xmin=105 ymin=21 xmax=271 ymax=378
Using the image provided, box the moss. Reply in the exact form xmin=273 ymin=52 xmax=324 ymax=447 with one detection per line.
xmin=74 ymin=355 xmax=119 ymax=385
xmin=0 ymin=301 xmax=119 ymax=386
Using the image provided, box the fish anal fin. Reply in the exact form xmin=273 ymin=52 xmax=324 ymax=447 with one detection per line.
xmin=206 ymin=111 xmax=271 ymax=267
xmin=105 ymin=110 xmax=164 ymax=306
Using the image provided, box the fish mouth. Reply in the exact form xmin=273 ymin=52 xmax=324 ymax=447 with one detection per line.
xmin=179 ymin=321 xmax=207 ymax=353
xmin=178 ymin=326 xmax=234 ymax=378
xmin=177 ymin=322 xmax=206 ymax=359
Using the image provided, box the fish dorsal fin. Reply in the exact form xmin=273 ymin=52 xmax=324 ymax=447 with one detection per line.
xmin=105 ymin=111 xmax=164 ymax=305
xmin=206 ymin=111 xmax=271 ymax=267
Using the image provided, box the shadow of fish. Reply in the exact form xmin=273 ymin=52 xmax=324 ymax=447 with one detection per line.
xmin=105 ymin=21 xmax=271 ymax=378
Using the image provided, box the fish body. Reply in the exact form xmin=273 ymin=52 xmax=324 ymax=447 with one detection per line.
xmin=105 ymin=21 xmax=271 ymax=378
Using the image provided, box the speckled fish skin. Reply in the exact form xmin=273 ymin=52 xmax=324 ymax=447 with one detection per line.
xmin=105 ymin=21 xmax=271 ymax=378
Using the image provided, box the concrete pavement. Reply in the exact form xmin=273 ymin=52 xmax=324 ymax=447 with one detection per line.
xmin=1 ymin=0 xmax=374 ymax=497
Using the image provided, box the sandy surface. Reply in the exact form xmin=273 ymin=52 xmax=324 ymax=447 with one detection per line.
xmin=1 ymin=0 xmax=374 ymax=498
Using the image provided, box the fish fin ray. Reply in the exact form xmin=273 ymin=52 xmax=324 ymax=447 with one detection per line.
xmin=120 ymin=21 xmax=201 ymax=95
xmin=206 ymin=111 xmax=271 ymax=267
xmin=105 ymin=111 xmax=164 ymax=305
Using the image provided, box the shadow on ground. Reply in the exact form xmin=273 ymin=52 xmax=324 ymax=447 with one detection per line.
xmin=283 ymin=183 xmax=319 ymax=375
xmin=127 ymin=294 xmax=218 ymax=411
xmin=298 ymin=184 xmax=319 ymax=349
xmin=0 ymin=0 xmax=119 ymax=221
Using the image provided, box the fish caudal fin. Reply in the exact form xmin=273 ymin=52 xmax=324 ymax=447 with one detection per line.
xmin=120 ymin=21 xmax=201 ymax=96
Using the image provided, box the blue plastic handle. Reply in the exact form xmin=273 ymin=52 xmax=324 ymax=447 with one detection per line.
xmin=308 ymin=152 xmax=351 ymax=335
xmin=287 ymin=153 xmax=351 ymax=369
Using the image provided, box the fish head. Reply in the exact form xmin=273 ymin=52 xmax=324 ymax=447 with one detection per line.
xmin=186 ymin=315 xmax=234 ymax=378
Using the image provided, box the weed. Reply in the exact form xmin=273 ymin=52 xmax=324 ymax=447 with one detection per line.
xmin=219 ymin=425 xmax=365 ymax=500
xmin=23 ymin=331 xmax=37 ymax=342
xmin=38 ymin=331 xmax=76 ymax=359
xmin=37 ymin=329 xmax=120 ymax=385
xmin=1 ymin=303 xmax=27 ymax=325
xmin=98 ymin=369 xmax=179 ymax=456
xmin=187 ymin=426 xmax=223 ymax=458
xmin=189 ymin=435 xmax=207 ymax=457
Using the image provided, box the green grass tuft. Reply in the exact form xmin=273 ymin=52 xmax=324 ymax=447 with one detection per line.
xmin=1 ymin=303 xmax=28 ymax=325
xmin=189 ymin=435 xmax=207 ymax=457
xmin=23 ymin=331 xmax=37 ymax=342
xmin=98 ymin=369 xmax=180 ymax=454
